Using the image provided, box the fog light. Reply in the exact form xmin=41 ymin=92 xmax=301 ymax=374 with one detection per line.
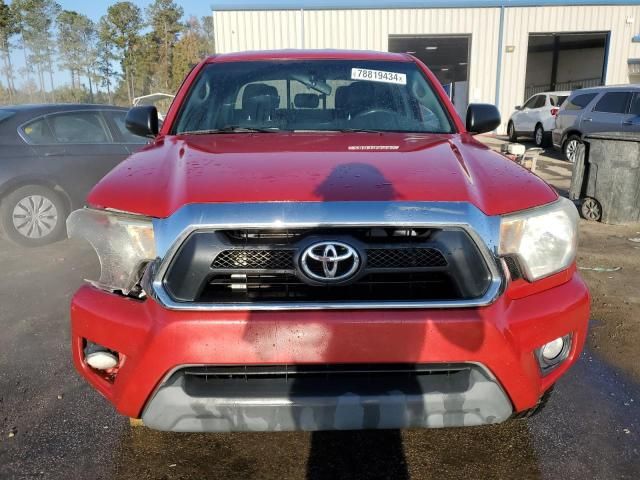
xmin=541 ymin=337 xmax=565 ymax=360
xmin=86 ymin=351 xmax=119 ymax=370
xmin=84 ymin=341 xmax=119 ymax=370
xmin=536 ymin=334 xmax=572 ymax=373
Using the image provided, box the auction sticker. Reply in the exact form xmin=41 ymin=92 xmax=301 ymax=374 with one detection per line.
xmin=351 ymin=68 xmax=407 ymax=85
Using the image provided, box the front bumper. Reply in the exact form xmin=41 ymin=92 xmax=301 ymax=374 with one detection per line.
xmin=142 ymin=364 xmax=512 ymax=431
xmin=71 ymin=273 xmax=590 ymax=431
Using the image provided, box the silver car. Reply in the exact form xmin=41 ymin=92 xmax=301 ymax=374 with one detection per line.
xmin=552 ymin=85 xmax=640 ymax=162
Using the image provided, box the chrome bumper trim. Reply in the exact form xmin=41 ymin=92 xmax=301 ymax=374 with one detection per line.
xmin=149 ymin=201 xmax=504 ymax=311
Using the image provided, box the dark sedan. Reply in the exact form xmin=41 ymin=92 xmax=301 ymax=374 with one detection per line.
xmin=0 ymin=104 xmax=147 ymax=246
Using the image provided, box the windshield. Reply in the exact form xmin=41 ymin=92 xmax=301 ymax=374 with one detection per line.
xmin=173 ymin=60 xmax=455 ymax=134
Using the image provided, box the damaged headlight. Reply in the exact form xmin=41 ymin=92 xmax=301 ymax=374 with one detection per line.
xmin=66 ymin=208 xmax=156 ymax=294
xmin=499 ymin=197 xmax=578 ymax=281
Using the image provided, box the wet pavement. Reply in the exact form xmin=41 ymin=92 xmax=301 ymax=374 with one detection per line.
xmin=1 ymin=143 xmax=640 ymax=479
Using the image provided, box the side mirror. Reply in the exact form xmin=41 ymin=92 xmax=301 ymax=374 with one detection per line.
xmin=515 ymin=105 xmax=523 ymax=110
xmin=466 ymin=103 xmax=501 ymax=135
xmin=126 ymin=106 xmax=159 ymax=138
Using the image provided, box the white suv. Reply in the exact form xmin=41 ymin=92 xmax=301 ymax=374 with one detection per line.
xmin=508 ymin=91 xmax=570 ymax=147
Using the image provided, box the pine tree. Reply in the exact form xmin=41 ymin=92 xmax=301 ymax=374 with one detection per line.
xmin=0 ymin=0 xmax=18 ymax=101
xmin=146 ymin=0 xmax=183 ymax=92
xmin=13 ymin=0 xmax=61 ymax=101
xmin=102 ymin=2 xmax=143 ymax=104
xmin=96 ymin=17 xmax=118 ymax=104
xmin=171 ymin=16 xmax=209 ymax=91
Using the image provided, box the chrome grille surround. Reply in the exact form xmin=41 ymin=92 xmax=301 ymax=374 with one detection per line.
xmin=149 ymin=201 xmax=504 ymax=311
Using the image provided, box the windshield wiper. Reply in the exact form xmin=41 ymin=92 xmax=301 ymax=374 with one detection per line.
xmin=335 ymin=128 xmax=385 ymax=134
xmin=181 ymin=125 xmax=281 ymax=135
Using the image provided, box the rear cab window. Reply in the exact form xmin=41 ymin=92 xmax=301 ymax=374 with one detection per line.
xmin=564 ymin=93 xmax=598 ymax=111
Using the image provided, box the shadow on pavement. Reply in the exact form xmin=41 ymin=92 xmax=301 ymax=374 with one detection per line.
xmin=111 ymin=421 xmax=542 ymax=480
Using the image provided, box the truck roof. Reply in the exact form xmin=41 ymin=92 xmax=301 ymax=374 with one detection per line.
xmin=206 ymin=49 xmax=413 ymax=63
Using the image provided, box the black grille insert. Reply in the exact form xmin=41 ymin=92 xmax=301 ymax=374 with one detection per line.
xmin=182 ymin=363 xmax=468 ymax=381
xmin=176 ymin=363 xmax=473 ymax=397
xmin=209 ymin=247 xmax=447 ymax=271
xmin=199 ymin=271 xmax=459 ymax=303
xmin=367 ymin=248 xmax=447 ymax=269
xmin=212 ymin=249 xmax=294 ymax=270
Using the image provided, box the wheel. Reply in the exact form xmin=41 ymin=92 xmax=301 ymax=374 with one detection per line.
xmin=581 ymin=197 xmax=602 ymax=222
xmin=507 ymin=121 xmax=517 ymax=142
xmin=534 ymin=124 xmax=547 ymax=147
xmin=563 ymin=135 xmax=582 ymax=163
xmin=0 ymin=185 xmax=67 ymax=247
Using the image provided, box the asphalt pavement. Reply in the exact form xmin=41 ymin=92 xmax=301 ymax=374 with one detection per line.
xmin=1 ymin=144 xmax=640 ymax=480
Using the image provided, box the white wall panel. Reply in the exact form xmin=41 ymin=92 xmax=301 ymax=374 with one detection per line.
xmin=214 ymin=10 xmax=302 ymax=51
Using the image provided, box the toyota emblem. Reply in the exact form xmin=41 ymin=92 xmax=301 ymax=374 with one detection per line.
xmin=299 ymin=241 xmax=361 ymax=283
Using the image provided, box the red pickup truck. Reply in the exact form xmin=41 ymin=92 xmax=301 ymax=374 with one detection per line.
xmin=67 ymin=50 xmax=589 ymax=432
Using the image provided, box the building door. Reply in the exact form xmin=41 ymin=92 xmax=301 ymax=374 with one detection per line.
xmin=388 ymin=35 xmax=471 ymax=118
xmin=523 ymin=32 xmax=608 ymax=101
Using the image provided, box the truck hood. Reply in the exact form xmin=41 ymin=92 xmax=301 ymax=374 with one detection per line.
xmin=88 ymin=132 xmax=557 ymax=218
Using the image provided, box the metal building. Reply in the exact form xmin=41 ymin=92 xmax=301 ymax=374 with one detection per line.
xmin=213 ymin=0 xmax=640 ymax=133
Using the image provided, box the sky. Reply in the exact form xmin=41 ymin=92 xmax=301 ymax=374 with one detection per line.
xmin=10 ymin=0 xmax=214 ymax=89
xmin=59 ymin=0 xmax=212 ymax=23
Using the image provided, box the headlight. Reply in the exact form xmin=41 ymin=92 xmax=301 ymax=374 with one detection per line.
xmin=499 ymin=197 xmax=578 ymax=281
xmin=66 ymin=208 xmax=156 ymax=294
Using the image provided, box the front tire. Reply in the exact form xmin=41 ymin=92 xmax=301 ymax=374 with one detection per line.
xmin=0 ymin=185 xmax=67 ymax=247
xmin=563 ymin=135 xmax=582 ymax=163
xmin=581 ymin=197 xmax=602 ymax=222
xmin=508 ymin=121 xmax=517 ymax=142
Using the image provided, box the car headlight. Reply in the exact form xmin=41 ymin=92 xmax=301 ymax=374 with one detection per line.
xmin=66 ymin=208 xmax=156 ymax=294
xmin=499 ymin=197 xmax=578 ymax=281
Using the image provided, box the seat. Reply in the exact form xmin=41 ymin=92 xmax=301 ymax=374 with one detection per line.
xmin=344 ymin=82 xmax=398 ymax=130
xmin=241 ymin=84 xmax=280 ymax=123
xmin=345 ymin=81 xmax=377 ymax=117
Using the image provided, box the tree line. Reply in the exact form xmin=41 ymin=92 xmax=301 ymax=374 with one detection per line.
xmin=0 ymin=0 xmax=214 ymax=106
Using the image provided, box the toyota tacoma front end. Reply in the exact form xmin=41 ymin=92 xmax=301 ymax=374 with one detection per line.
xmin=68 ymin=50 xmax=589 ymax=432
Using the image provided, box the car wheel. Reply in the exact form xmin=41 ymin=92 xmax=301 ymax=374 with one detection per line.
xmin=534 ymin=124 xmax=546 ymax=147
xmin=0 ymin=185 xmax=67 ymax=247
xmin=581 ymin=197 xmax=602 ymax=222
xmin=563 ymin=135 xmax=582 ymax=163
xmin=507 ymin=121 xmax=517 ymax=142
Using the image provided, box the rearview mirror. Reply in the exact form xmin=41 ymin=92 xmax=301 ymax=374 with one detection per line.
xmin=466 ymin=104 xmax=501 ymax=135
xmin=126 ymin=106 xmax=159 ymax=138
